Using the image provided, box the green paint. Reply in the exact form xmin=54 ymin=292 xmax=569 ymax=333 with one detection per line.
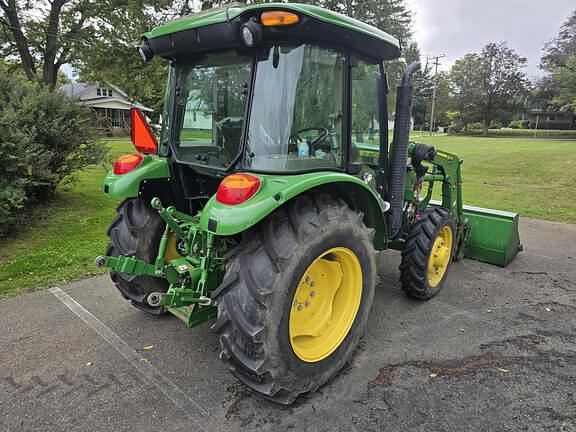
xmin=98 ymin=255 xmax=159 ymax=277
xmin=198 ymin=171 xmax=388 ymax=249
xmin=144 ymin=3 xmax=400 ymax=53
xmin=102 ymin=155 xmax=170 ymax=198
xmin=462 ymin=205 xmax=522 ymax=267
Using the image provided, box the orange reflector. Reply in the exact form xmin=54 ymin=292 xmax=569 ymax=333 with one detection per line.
xmin=261 ymin=10 xmax=299 ymax=26
xmin=216 ymin=174 xmax=261 ymax=205
xmin=131 ymin=107 xmax=158 ymax=154
xmin=114 ymin=153 xmax=143 ymax=175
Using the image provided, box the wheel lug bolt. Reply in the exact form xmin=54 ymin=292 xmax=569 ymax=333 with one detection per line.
xmin=305 ymin=276 xmax=310 ymax=282
xmin=305 ymin=301 xmax=310 ymax=307
xmin=310 ymin=281 xmax=315 ymax=287
xmin=310 ymin=291 xmax=316 ymax=297
xmin=298 ymin=305 xmax=303 ymax=311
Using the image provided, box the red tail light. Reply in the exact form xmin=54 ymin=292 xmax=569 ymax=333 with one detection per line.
xmin=114 ymin=153 xmax=143 ymax=175
xmin=216 ymin=174 xmax=261 ymax=205
xmin=131 ymin=107 xmax=158 ymax=154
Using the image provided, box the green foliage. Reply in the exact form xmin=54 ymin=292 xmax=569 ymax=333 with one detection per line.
xmin=508 ymin=119 xmax=530 ymax=129
xmin=538 ymin=9 xmax=576 ymax=112
xmin=404 ymin=42 xmax=433 ymax=128
xmin=0 ymin=71 xmax=107 ymax=237
xmin=449 ymin=42 xmax=527 ymax=134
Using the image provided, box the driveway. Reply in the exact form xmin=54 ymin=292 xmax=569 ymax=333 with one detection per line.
xmin=1 ymin=218 xmax=575 ymax=431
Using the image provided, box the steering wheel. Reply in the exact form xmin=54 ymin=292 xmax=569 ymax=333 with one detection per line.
xmin=289 ymin=127 xmax=330 ymax=155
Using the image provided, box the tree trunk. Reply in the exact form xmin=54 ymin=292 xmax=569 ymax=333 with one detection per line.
xmin=483 ymin=120 xmax=489 ymax=136
xmin=1 ymin=0 xmax=37 ymax=81
xmin=42 ymin=0 xmax=65 ymax=89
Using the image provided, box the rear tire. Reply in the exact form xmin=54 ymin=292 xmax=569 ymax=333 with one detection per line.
xmin=211 ymin=194 xmax=376 ymax=404
xmin=400 ymin=208 xmax=456 ymax=300
xmin=106 ymin=198 xmax=168 ymax=315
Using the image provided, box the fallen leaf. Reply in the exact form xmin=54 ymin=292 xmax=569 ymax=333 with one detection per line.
xmin=497 ymin=367 xmax=508 ymax=373
xmin=486 ymin=309 xmax=493 ymax=313
xmin=459 ymin=328 xmax=465 ymax=332
xmin=139 ymin=358 xmax=149 ymax=363
xmin=545 ymin=307 xmax=551 ymax=312
xmin=143 ymin=344 xmax=154 ymax=350
xmin=85 ymin=362 xmax=93 ymax=367
xmin=429 ymin=373 xmax=438 ymax=378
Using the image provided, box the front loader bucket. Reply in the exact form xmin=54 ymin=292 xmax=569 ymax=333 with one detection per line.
xmin=462 ymin=204 xmax=522 ymax=267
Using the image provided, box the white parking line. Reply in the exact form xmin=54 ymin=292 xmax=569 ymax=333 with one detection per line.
xmin=49 ymin=287 xmax=210 ymax=431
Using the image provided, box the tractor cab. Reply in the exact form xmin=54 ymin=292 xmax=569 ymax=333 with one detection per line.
xmin=146 ymin=4 xmax=399 ymax=180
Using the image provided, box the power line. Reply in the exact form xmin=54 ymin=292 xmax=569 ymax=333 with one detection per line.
xmin=427 ymin=54 xmax=445 ymax=136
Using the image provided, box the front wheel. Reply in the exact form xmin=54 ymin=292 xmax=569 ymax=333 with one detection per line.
xmin=211 ymin=194 xmax=376 ymax=404
xmin=400 ymin=207 xmax=456 ymax=299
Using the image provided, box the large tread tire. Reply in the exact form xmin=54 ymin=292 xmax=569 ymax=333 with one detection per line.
xmin=106 ymin=198 xmax=168 ymax=315
xmin=400 ymin=207 xmax=456 ymax=300
xmin=211 ymin=194 xmax=376 ymax=404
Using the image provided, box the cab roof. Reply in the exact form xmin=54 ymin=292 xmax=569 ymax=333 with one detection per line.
xmin=144 ymin=3 xmax=401 ymax=61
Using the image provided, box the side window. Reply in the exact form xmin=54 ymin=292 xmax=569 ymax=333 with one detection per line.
xmin=351 ymin=61 xmax=381 ymax=164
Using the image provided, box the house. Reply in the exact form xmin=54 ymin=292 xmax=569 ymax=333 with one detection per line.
xmin=60 ymin=82 xmax=153 ymax=134
xmin=183 ymin=90 xmax=213 ymax=131
xmin=528 ymin=109 xmax=575 ymax=130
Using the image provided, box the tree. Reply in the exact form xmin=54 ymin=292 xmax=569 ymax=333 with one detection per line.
xmin=449 ymin=42 xmax=527 ymax=134
xmin=403 ymin=41 xmax=433 ymax=129
xmin=0 ymin=0 xmax=95 ymax=89
xmin=540 ymin=10 xmax=576 ymax=111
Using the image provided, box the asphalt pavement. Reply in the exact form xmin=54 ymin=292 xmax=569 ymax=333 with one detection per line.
xmin=1 ymin=218 xmax=575 ymax=432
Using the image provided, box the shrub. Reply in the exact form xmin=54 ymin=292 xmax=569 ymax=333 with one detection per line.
xmin=489 ymin=120 xmax=502 ymax=129
xmin=0 ymin=71 xmax=107 ymax=237
xmin=448 ymin=128 xmax=576 ymax=138
xmin=508 ymin=119 xmax=530 ymax=129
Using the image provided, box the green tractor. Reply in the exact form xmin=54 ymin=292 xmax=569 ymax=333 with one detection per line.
xmin=96 ymin=3 xmax=522 ymax=404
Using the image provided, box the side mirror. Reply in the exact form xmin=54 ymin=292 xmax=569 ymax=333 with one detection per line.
xmin=131 ymin=108 xmax=158 ymax=154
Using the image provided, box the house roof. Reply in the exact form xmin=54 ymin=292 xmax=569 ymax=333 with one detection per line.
xmin=80 ymin=97 xmax=153 ymax=112
xmin=60 ymin=82 xmax=153 ymax=112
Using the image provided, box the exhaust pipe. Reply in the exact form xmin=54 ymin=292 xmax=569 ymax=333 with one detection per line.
xmin=387 ymin=61 xmax=421 ymax=239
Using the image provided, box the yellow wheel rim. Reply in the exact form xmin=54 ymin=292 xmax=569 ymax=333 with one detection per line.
xmin=427 ymin=226 xmax=453 ymax=287
xmin=289 ymin=247 xmax=362 ymax=363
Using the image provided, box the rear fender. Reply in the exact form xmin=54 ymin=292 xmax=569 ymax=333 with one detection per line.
xmin=199 ymin=172 xmax=389 ymax=250
xmin=103 ymin=155 xmax=171 ymax=198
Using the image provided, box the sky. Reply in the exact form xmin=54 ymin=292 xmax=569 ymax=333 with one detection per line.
xmin=405 ymin=0 xmax=575 ymax=79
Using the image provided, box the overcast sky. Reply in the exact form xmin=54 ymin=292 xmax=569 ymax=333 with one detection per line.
xmin=405 ymin=0 xmax=575 ymax=79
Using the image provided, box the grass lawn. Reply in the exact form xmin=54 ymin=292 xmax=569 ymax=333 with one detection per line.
xmin=411 ymin=134 xmax=576 ymax=223
xmin=1 ymin=135 xmax=575 ymax=298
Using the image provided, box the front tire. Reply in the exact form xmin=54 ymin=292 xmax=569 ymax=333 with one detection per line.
xmin=106 ymin=198 xmax=169 ymax=315
xmin=400 ymin=208 xmax=456 ymax=300
xmin=211 ymin=194 xmax=376 ymax=404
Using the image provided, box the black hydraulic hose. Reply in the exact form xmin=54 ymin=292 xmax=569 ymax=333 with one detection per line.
xmin=387 ymin=61 xmax=421 ymax=239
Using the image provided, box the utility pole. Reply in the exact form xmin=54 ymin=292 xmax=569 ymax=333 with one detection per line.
xmin=428 ymin=54 xmax=445 ymax=136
